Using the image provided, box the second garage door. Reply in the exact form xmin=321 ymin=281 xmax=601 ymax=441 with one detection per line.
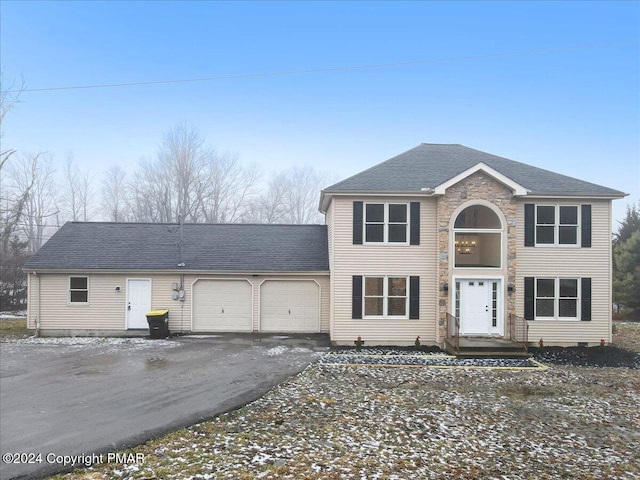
xmin=192 ymin=280 xmax=252 ymax=332
xmin=260 ymin=280 xmax=320 ymax=332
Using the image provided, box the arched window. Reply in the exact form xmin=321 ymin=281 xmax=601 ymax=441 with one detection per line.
xmin=453 ymin=205 xmax=502 ymax=268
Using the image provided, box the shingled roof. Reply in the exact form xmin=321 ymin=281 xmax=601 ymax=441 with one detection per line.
xmin=24 ymin=223 xmax=329 ymax=272
xmin=323 ymin=143 xmax=626 ymax=197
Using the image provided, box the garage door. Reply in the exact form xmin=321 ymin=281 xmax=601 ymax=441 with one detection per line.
xmin=192 ymin=280 xmax=252 ymax=332
xmin=260 ymin=281 xmax=319 ymax=332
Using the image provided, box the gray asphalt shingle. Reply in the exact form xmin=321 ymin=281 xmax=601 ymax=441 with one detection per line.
xmin=24 ymin=223 xmax=329 ymax=272
xmin=324 ymin=143 xmax=626 ymax=196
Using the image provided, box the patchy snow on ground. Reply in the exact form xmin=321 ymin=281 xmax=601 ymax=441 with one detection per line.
xmin=0 ymin=310 xmax=27 ymax=319
xmin=264 ymin=346 xmax=289 ymax=357
xmin=52 ymin=361 xmax=640 ymax=480
xmin=180 ymin=335 xmax=223 ymax=338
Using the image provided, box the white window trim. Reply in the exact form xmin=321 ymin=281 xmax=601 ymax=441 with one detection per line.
xmin=534 ymin=204 xmax=580 ymax=247
xmin=363 ymin=202 xmax=409 ymax=245
xmin=363 ymin=275 xmax=409 ymax=319
xmin=534 ymin=277 xmax=581 ymax=321
xmin=452 ymin=203 xmax=504 ymax=269
xmin=452 ymin=229 xmax=503 ymax=269
xmin=68 ymin=275 xmax=89 ymax=305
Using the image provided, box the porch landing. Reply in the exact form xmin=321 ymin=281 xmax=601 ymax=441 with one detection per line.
xmin=445 ymin=336 xmax=529 ymax=358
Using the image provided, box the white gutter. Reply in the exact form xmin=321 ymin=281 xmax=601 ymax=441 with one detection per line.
xmin=319 ymin=189 xmax=436 ymax=213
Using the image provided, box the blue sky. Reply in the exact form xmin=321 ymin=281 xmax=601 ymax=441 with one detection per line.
xmin=1 ymin=1 xmax=638 ymax=224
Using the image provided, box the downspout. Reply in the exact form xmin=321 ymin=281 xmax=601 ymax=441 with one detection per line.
xmin=33 ymin=271 xmax=41 ymax=337
xmin=180 ymin=273 xmax=185 ymax=334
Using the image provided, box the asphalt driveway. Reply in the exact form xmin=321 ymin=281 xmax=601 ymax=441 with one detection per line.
xmin=0 ymin=334 xmax=329 ymax=479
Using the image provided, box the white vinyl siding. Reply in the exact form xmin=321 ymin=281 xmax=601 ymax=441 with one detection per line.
xmin=517 ymin=199 xmax=612 ymax=344
xmin=330 ymin=196 xmax=437 ymax=345
xmin=28 ymin=273 xmax=128 ymax=331
xmin=27 ymin=272 xmax=329 ymax=335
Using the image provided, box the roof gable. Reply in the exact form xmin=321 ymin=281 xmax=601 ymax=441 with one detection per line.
xmin=432 ymin=162 xmax=528 ymax=196
xmin=24 ymin=223 xmax=329 ymax=272
xmin=322 ymin=144 xmax=625 ymax=204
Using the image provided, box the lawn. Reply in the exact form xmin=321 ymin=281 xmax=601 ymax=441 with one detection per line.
xmin=46 ymin=324 xmax=639 ymax=480
xmin=0 ymin=316 xmax=29 ymax=339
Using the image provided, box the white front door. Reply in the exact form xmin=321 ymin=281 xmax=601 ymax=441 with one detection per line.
xmin=127 ymin=279 xmax=152 ymax=329
xmin=457 ymin=279 xmax=501 ymax=336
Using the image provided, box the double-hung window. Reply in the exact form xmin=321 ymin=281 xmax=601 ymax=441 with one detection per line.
xmin=535 ymin=205 xmax=579 ymax=246
xmin=69 ymin=276 xmax=89 ymax=304
xmin=364 ymin=276 xmax=408 ymax=317
xmin=535 ymin=278 xmax=579 ymax=320
xmin=364 ymin=203 xmax=408 ymax=244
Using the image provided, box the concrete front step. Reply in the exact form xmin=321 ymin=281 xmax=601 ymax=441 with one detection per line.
xmin=454 ymin=350 xmax=531 ymax=358
xmin=445 ymin=337 xmax=529 ymax=358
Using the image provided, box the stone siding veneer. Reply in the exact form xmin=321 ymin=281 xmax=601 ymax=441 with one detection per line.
xmin=436 ymin=171 xmax=518 ymax=344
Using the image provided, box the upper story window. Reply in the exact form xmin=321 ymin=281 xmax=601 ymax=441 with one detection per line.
xmin=69 ymin=276 xmax=89 ymax=304
xmin=365 ymin=203 xmax=408 ymax=244
xmin=536 ymin=205 xmax=578 ymax=246
xmin=453 ymin=204 xmax=502 ymax=268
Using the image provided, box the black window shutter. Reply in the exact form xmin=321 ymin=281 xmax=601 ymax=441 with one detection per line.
xmin=524 ymin=204 xmax=535 ymax=247
xmin=352 ymin=276 xmax=363 ymax=319
xmin=581 ymin=205 xmax=592 ymax=248
xmin=410 ymin=202 xmax=420 ymax=245
xmin=524 ymin=277 xmax=535 ymax=320
xmin=353 ymin=201 xmax=363 ymax=245
xmin=409 ymin=276 xmax=420 ymax=319
xmin=581 ymin=278 xmax=592 ymax=321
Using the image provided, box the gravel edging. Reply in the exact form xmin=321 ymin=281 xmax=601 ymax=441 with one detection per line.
xmin=53 ymin=362 xmax=640 ymax=480
xmin=320 ymin=353 xmax=545 ymax=369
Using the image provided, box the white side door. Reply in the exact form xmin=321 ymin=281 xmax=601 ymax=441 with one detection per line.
xmin=127 ymin=279 xmax=152 ymax=329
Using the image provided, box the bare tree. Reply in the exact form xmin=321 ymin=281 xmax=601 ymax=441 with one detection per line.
xmin=8 ymin=153 xmax=58 ymax=252
xmin=0 ymin=77 xmax=24 ymax=171
xmin=198 ymin=152 xmax=259 ymax=223
xmin=130 ymin=156 xmax=174 ymax=222
xmin=0 ymin=78 xmax=35 ymax=311
xmin=63 ymin=154 xmax=79 ymax=221
xmin=125 ymin=124 xmax=259 ymax=224
xmin=282 ymin=166 xmax=327 ymax=224
xmin=77 ymin=165 xmax=94 ymax=221
xmin=157 ymin=123 xmax=207 ymax=222
xmin=247 ymin=171 xmax=289 ymax=223
xmin=101 ymin=165 xmax=128 ymax=221
xmin=0 ymin=154 xmax=38 ymax=253
xmin=59 ymin=153 xmax=95 ymax=222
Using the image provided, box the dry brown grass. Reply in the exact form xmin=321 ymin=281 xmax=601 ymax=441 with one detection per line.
xmin=613 ymin=321 xmax=640 ymax=353
xmin=0 ymin=318 xmax=29 ymax=339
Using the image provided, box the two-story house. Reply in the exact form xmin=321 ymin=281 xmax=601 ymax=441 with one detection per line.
xmin=320 ymin=143 xmax=626 ymax=348
xmin=24 ymin=143 xmax=626 ymax=347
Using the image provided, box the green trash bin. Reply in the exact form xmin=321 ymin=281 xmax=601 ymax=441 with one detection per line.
xmin=146 ymin=309 xmax=170 ymax=338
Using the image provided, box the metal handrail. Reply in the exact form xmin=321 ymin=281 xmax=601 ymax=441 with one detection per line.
xmin=508 ymin=314 xmax=529 ymax=351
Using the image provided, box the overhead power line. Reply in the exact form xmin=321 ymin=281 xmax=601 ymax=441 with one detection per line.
xmin=3 ymin=41 xmax=636 ymax=94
